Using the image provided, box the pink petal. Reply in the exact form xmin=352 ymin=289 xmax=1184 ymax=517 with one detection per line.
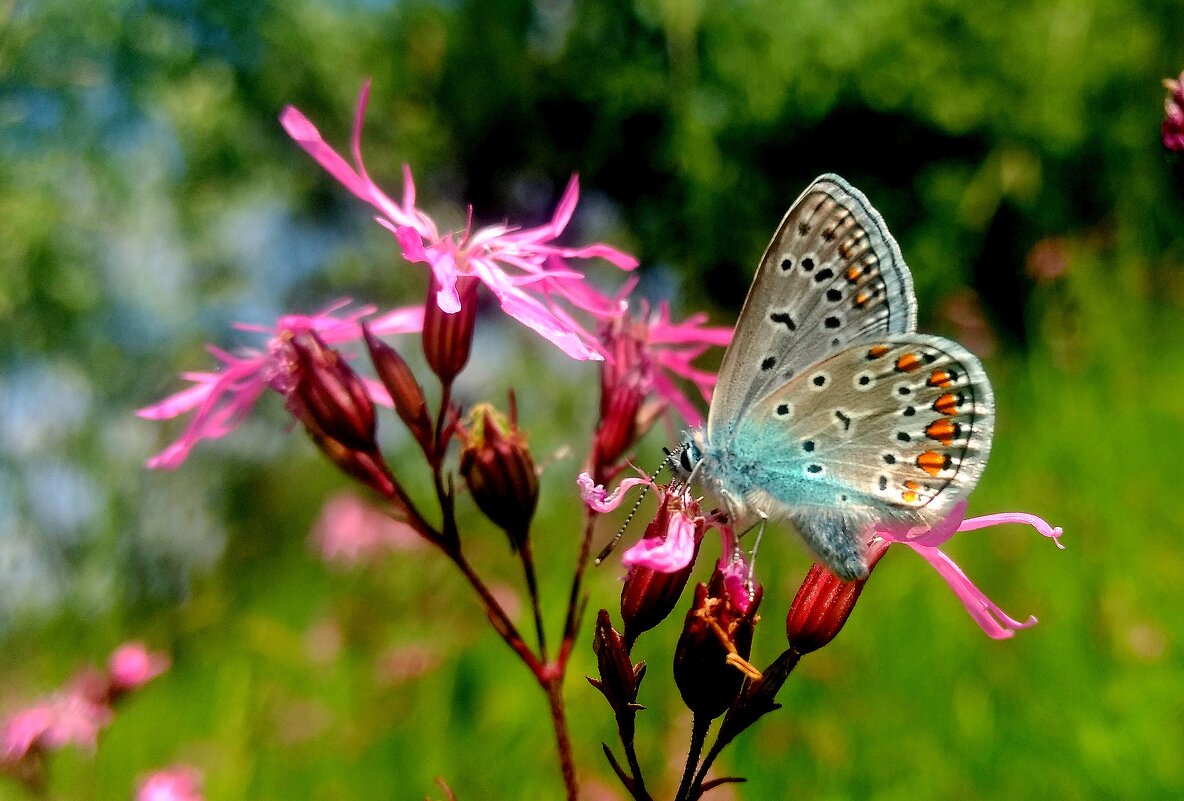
xmin=622 ymin=511 xmax=697 ymax=572
xmin=651 ymin=369 xmax=703 ymax=426
xmin=904 ymin=543 xmax=1038 ymax=639
xmin=577 ymin=472 xmax=650 ymax=513
xmin=367 ymin=304 xmax=426 ymax=336
xmin=879 ymin=500 xmax=969 ymax=548
xmin=472 ymin=260 xmax=601 ymax=360
xmin=958 ymin=511 xmax=1065 ymax=549
xmin=280 ymin=106 xmax=371 ymax=200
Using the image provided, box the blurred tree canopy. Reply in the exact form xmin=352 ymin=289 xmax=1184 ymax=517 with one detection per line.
xmin=1 ymin=0 xmax=1183 ymax=798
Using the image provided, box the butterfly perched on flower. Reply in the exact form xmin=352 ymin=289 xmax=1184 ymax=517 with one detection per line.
xmin=678 ymin=175 xmax=993 ymax=581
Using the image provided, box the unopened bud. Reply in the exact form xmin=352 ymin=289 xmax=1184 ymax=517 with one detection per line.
xmin=786 ymin=538 xmax=888 ymax=655
xmin=287 ymin=332 xmax=376 ymax=452
xmin=588 ymin=609 xmax=646 ymax=715
xmin=459 ymin=401 xmax=538 ymax=549
xmin=673 ymin=570 xmax=762 ymax=720
xmin=363 ymin=324 xmax=433 ymax=452
xmin=423 ymin=276 xmax=478 ymax=383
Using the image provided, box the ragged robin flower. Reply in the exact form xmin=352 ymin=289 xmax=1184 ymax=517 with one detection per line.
xmin=138 ymin=301 xmax=422 ymax=468
xmin=591 ymin=302 xmax=731 ymax=476
xmin=282 ymin=81 xmax=638 ymax=361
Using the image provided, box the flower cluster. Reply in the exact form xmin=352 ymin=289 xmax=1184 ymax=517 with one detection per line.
xmin=135 ymin=80 xmax=1069 ymax=801
xmin=2 ymin=643 xmax=169 ymax=788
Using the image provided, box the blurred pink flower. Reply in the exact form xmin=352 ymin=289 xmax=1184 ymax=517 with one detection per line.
xmin=108 ymin=643 xmax=170 ymax=692
xmin=281 ymin=82 xmax=639 ymax=360
xmin=2 ymin=690 xmax=113 ymax=762
xmin=138 ymin=301 xmax=423 ymax=468
xmin=1164 ymin=71 xmax=1184 ymax=152
xmin=136 ymin=766 xmax=205 ymax=801
xmin=311 ymin=491 xmax=424 ymax=564
xmin=878 ymin=502 xmax=1064 ymax=639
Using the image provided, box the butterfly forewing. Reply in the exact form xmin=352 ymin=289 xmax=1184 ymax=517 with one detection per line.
xmin=733 ymin=333 xmax=994 ymax=531
xmin=708 ymin=175 xmax=918 ymax=442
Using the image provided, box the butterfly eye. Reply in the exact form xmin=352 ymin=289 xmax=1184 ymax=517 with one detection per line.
xmin=679 ymin=447 xmax=695 ymax=473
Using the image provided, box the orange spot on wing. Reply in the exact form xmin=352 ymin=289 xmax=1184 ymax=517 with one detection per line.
xmin=903 ymin=480 xmax=921 ymax=490
xmin=895 ymin=353 xmax=921 ymax=372
xmin=867 ymin=344 xmax=890 ymax=359
xmin=845 ymin=266 xmax=862 ymax=284
xmin=916 ymin=450 xmax=950 ymax=477
xmin=927 ymin=369 xmax=953 ymax=388
xmin=901 ymin=489 xmax=919 ymax=503
xmin=854 ymin=289 xmax=872 ymax=308
xmin=933 ymin=393 xmax=958 ymax=415
xmin=925 ymin=419 xmax=959 ymax=446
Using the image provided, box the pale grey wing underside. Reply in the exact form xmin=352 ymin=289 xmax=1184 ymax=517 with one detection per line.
xmin=708 ymin=175 xmax=918 ymax=441
xmin=737 ymin=333 xmax=995 ymax=533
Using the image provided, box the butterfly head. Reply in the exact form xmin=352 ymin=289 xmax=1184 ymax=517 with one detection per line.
xmin=672 ymin=433 xmax=706 ymax=486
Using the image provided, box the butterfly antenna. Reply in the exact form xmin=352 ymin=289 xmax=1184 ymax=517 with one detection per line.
xmin=594 ymin=447 xmax=681 ymax=566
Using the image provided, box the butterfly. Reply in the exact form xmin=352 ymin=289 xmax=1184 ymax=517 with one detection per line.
xmin=678 ymin=174 xmax=994 ymax=581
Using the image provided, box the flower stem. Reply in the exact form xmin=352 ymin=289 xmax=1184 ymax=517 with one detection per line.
xmin=545 ymin=676 xmax=580 ymax=801
xmin=674 ymin=714 xmax=710 ymax=801
xmin=519 ymin=540 xmax=548 ymax=660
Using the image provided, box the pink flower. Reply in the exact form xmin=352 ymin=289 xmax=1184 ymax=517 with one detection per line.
xmin=138 ymin=301 xmax=423 ymax=468
xmin=1164 ymin=71 xmax=1184 ymax=152
xmin=878 ymin=502 xmax=1064 ymax=639
xmin=717 ymin=524 xmax=758 ymax=615
xmin=2 ymin=690 xmax=113 ymax=762
xmin=108 ymin=643 xmax=170 ymax=691
xmin=578 ymin=472 xmax=715 ymax=576
xmin=136 ymin=766 xmax=205 ymax=801
xmin=311 ymin=491 xmax=424 ymax=564
xmin=281 ymin=82 xmax=639 ymax=360
xmin=600 ymin=301 xmax=731 ymax=426
xmin=621 ymin=504 xmax=700 ymax=573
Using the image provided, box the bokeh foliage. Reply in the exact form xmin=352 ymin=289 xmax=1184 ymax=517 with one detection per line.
xmin=1 ymin=0 xmax=1183 ymax=798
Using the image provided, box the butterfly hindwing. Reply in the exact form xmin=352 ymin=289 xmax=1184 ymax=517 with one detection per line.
xmin=725 ymin=333 xmax=994 ymax=550
xmin=708 ymin=175 xmax=918 ymax=441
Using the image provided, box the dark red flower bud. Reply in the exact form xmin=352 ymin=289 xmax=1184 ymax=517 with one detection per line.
xmin=423 ymin=276 xmax=478 ymax=383
xmin=300 ymin=412 xmax=397 ymax=498
xmin=620 ymin=504 xmax=701 ymax=648
xmin=673 ymin=569 xmax=763 ymax=720
xmin=287 ymin=331 xmax=377 ymax=452
xmin=786 ymin=538 xmax=889 ymax=655
xmin=588 ymin=609 xmax=646 ymax=715
xmin=363 ymin=324 xmax=433 ymax=453
xmin=458 ymin=400 xmax=538 ymax=549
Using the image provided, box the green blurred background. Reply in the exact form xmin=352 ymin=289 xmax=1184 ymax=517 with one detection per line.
xmin=2 ymin=0 xmax=1184 ymax=798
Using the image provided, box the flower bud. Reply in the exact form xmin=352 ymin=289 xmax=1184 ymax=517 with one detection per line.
xmin=363 ymin=324 xmax=433 ymax=453
xmin=620 ymin=503 xmax=701 ymax=648
xmin=786 ymin=538 xmax=888 ymax=655
xmin=588 ymin=609 xmax=646 ymax=715
xmin=286 ymin=331 xmax=376 ymax=452
xmin=673 ymin=569 xmax=762 ymax=720
xmin=459 ymin=401 xmax=538 ymax=549
xmin=423 ymin=276 xmax=478 ymax=383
